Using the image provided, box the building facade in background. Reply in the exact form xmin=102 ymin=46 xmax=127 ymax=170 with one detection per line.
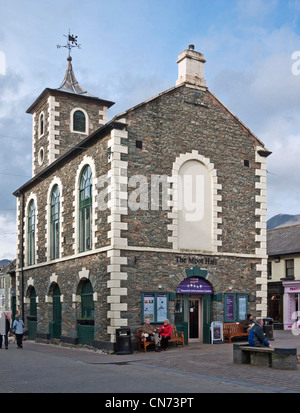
xmin=267 ymin=224 xmax=300 ymax=331
xmin=14 ymin=46 xmax=271 ymax=349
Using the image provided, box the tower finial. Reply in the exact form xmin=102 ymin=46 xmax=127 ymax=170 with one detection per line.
xmin=57 ymin=29 xmax=81 ymax=58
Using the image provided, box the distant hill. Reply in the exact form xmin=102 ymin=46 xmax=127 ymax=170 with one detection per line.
xmin=267 ymin=214 xmax=300 ymax=230
xmin=0 ymin=259 xmax=11 ymax=270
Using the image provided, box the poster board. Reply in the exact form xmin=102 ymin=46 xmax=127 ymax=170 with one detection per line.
xmin=211 ymin=321 xmax=223 ymax=344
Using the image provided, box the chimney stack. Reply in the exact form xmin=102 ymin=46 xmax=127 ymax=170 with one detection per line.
xmin=176 ymin=45 xmax=207 ymax=88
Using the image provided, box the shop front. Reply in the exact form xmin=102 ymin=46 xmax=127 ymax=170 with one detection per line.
xmin=282 ymin=281 xmax=300 ymax=331
xmin=175 ymin=276 xmax=214 ymax=344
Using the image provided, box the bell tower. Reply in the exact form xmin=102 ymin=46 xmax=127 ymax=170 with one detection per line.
xmin=27 ymin=32 xmax=114 ymax=176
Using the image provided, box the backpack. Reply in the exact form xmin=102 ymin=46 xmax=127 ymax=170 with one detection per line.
xmin=248 ymin=328 xmax=255 ymax=346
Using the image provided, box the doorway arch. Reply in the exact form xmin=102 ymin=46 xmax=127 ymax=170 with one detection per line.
xmin=76 ymin=279 xmax=95 ymax=345
xmin=175 ymin=276 xmax=214 ymax=344
xmin=27 ymin=286 xmax=37 ymax=340
xmin=49 ymin=283 xmax=61 ymax=339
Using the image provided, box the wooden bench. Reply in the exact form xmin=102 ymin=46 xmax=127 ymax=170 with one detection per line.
xmin=223 ymin=322 xmax=248 ymax=342
xmin=137 ymin=325 xmax=184 ymax=352
xmin=233 ymin=343 xmax=298 ymax=370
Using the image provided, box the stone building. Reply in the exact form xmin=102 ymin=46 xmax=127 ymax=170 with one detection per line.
xmin=13 ymin=45 xmax=271 ymax=349
xmin=0 ymin=260 xmax=16 ymax=318
xmin=267 ymin=224 xmax=300 ymax=331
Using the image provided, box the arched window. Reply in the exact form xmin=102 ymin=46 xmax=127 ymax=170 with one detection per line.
xmin=79 ymin=165 xmax=92 ymax=252
xmin=50 ymin=185 xmax=60 ymax=260
xmin=73 ymin=110 xmax=86 ymax=133
xmin=28 ymin=200 xmax=36 ymax=265
xmin=39 ymin=112 xmax=44 ymax=137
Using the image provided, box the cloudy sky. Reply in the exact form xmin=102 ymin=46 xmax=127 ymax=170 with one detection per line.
xmin=0 ymin=0 xmax=300 ymax=260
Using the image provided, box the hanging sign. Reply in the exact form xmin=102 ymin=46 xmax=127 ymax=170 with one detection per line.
xmin=211 ymin=321 xmax=223 ymax=344
xmin=176 ymin=277 xmax=213 ymax=295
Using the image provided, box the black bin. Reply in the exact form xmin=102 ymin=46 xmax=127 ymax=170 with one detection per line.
xmin=116 ymin=328 xmax=132 ymax=355
xmin=263 ymin=318 xmax=274 ymax=340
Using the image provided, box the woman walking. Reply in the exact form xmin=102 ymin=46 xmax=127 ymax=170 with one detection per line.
xmin=12 ymin=314 xmax=25 ymax=349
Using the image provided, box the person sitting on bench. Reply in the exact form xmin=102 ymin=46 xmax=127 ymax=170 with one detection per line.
xmin=158 ymin=319 xmax=172 ymax=351
xmin=141 ymin=318 xmax=161 ymax=351
xmin=248 ymin=318 xmax=272 ymax=348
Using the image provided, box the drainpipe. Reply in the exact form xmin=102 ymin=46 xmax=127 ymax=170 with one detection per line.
xmin=17 ymin=190 xmax=25 ymax=320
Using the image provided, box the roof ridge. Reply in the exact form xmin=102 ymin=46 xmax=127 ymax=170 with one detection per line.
xmin=268 ymin=223 xmax=300 ymax=231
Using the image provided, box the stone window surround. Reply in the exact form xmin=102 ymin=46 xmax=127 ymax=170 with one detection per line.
xmin=167 ymin=150 xmax=223 ymax=253
xmin=24 ymin=193 xmax=39 ymax=268
xmin=45 ymin=177 xmax=64 ymax=262
xmin=38 ymin=111 xmax=45 ymax=139
xmin=70 ymin=107 xmax=89 ymax=135
xmin=38 ymin=147 xmax=45 ymax=166
xmin=73 ymin=156 xmax=98 ymax=254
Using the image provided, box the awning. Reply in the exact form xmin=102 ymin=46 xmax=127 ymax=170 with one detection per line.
xmin=176 ymin=277 xmax=214 ymax=295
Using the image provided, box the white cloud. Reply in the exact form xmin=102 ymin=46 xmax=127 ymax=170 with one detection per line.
xmin=0 ymin=214 xmax=17 ymax=260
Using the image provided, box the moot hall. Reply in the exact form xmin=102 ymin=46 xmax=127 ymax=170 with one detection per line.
xmin=13 ymin=40 xmax=271 ymax=350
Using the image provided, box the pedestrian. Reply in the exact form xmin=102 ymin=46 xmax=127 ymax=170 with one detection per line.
xmin=141 ymin=318 xmax=161 ymax=352
xmin=0 ymin=314 xmax=10 ymax=349
xmin=243 ymin=313 xmax=254 ymax=333
xmin=248 ymin=318 xmax=272 ymax=348
xmin=12 ymin=314 xmax=25 ymax=349
xmin=158 ymin=319 xmax=172 ymax=350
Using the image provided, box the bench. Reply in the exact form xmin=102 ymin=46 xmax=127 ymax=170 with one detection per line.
xmin=136 ymin=325 xmax=184 ymax=352
xmin=223 ymin=322 xmax=248 ymax=342
xmin=233 ymin=343 xmax=298 ymax=370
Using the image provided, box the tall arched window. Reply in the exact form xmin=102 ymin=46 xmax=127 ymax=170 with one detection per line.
xmin=79 ymin=165 xmax=92 ymax=252
xmin=28 ymin=200 xmax=36 ymax=265
xmin=50 ymin=185 xmax=60 ymax=260
xmin=39 ymin=112 xmax=44 ymax=137
xmin=73 ymin=110 xmax=86 ymax=133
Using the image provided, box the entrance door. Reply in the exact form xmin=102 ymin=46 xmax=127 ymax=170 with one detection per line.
xmin=189 ymin=296 xmax=202 ymax=342
xmin=51 ymin=284 xmax=62 ymax=339
xmin=28 ymin=287 xmax=37 ymax=340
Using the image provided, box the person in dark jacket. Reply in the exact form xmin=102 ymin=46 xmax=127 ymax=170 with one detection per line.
xmin=0 ymin=314 xmax=10 ymax=349
xmin=243 ymin=314 xmax=254 ymax=332
xmin=248 ymin=318 xmax=272 ymax=347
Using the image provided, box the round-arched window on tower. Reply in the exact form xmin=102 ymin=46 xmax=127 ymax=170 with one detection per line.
xmin=73 ymin=110 xmax=86 ymax=133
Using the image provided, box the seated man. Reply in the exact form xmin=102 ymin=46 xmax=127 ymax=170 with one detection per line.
xmin=141 ymin=318 xmax=161 ymax=352
xmin=248 ymin=318 xmax=272 ymax=348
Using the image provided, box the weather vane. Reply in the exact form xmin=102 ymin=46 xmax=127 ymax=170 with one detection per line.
xmin=57 ymin=30 xmax=81 ymax=58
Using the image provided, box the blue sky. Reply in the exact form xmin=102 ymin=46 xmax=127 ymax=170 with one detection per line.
xmin=1 ymin=0 xmax=300 ymax=259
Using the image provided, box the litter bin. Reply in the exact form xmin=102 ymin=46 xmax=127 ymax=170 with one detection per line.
xmin=116 ymin=328 xmax=132 ymax=355
xmin=263 ymin=318 xmax=274 ymax=340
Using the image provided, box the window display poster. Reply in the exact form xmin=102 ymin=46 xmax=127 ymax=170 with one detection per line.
xmin=143 ymin=294 xmax=155 ymax=322
xmin=156 ymin=294 xmax=168 ymax=322
xmin=238 ymin=294 xmax=247 ymax=321
xmin=225 ymin=294 xmax=235 ymax=322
